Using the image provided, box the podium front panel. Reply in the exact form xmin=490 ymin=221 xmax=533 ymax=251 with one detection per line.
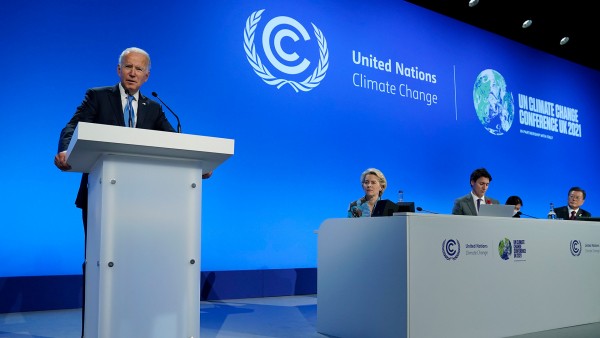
xmin=86 ymin=154 xmax=202 ymax=338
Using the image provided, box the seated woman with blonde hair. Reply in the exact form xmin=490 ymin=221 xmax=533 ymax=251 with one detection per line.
xmin=348 ymin=168 xmax=387 ymax=217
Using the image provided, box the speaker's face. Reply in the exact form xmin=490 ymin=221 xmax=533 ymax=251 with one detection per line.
xmin=362 ymin=174 xmax=382 ymax=199
xmin=117 ymin=52 xmax=150 ymax=95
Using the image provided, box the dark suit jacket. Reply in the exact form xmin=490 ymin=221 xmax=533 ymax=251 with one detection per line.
xmin=554 ymin=206 xmax=592 ymax=220
xmin=452 ymin=193 xmax=500 ymax=216
xmin=58 ymin=84 xmax=175 ymax=210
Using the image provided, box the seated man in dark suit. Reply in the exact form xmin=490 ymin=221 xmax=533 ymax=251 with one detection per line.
xmin=452 ymin=167 xmax=499 ymax=216
xmin=554 ymin=187 xmax=592 ymax=220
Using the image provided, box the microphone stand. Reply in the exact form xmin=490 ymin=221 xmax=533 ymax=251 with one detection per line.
xmin=416 ymin=207 xmax=439 ymax=214
xmin=152 ymin=92 xmax=182 ymax=133
xmin=516 ymin=212 xmax=538 ymax=219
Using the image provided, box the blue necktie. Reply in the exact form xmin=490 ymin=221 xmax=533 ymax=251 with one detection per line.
xmin=477 ymin=198 xmax=482 ymax=212
xmin=125 ymin=95 xmax=135 ymax=127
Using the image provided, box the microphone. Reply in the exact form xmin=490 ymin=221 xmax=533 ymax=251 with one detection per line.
xmin=416 ymin=206 xmax=438 ymax=214
xmin=152 ymin=91 xmax=182 ymax=133
xmin=515 ymin=211 xmax=538 ymax=219
xmin=350 ymin=206 xmax=362 ymax=218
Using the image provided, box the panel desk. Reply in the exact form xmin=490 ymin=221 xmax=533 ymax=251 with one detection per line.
xmin=317 ymin=213 xmax=600 ymax=338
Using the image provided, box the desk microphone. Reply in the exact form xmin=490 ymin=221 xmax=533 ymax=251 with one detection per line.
xmin=350 ymin=205 xmax=362 ymax=217
xmin=416 ymin=206 xmax=439 ymax=214
xmin=151 ymin=91 xmax=182 ymax=133
xmin=515 ymin=211 xmax=538 ymax=219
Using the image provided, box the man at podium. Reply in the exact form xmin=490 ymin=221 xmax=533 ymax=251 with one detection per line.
xmin=53 ymin=46 xmax=210 ymax=337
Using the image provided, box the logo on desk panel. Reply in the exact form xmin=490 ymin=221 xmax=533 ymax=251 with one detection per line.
xmin=498 ymin=238 xmax=512 ymax=260
xmin=570 ymin=240 xmax=582 ymax=256
xmin=498 ymin=238 xmax=527 ymax=261
xmin=442 ymin=239 xmax=460 ymax=260
xmin=244 ymin=9 xmax=329 ymax=92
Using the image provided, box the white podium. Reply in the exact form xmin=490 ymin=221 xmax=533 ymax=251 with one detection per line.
xmin=66 ymin=122 xmax=234 ymax=338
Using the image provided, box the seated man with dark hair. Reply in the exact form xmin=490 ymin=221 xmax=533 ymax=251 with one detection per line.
xmin=554 ymin=187 xmax=592 ymax=220
xmin=452 ymin=167 xmax=499 ymax=216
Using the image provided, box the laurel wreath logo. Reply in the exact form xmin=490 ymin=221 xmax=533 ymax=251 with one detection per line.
xmin=243 ymin=9 xmax=329 ymax=92
xmin=442 ymin=239 xmax=460 ymax=260
xmin=570 ymin=240 xmax=582 ymax=256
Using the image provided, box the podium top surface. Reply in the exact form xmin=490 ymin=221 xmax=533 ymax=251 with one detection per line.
xmin=66 ymin=122 xmax=234 ymax=173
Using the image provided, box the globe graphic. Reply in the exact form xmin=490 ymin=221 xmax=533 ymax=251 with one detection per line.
xmin=473 ymin=69 xmax=514 ymax=135
xmin=498 ymin=238 xmax=512 ymax=260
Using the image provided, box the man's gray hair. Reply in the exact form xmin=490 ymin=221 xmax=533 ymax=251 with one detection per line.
xmin=119 ymin=47 xmax=151 ymax=70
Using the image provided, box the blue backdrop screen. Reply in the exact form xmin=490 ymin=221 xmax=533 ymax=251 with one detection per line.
xmin=1 ymin=0 xmax=598 ymax=276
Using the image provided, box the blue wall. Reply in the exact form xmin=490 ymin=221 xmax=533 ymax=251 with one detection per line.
xmin=1 ymin=0 xmax=598 ymax=281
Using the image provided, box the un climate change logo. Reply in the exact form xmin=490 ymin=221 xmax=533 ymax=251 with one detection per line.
xmin=571 ymin=240 xmax=582 ymax=256
xmin=473 ymin=69 xmax=515 ymax=135
xmin=243 ymin=9 xmax=329 ymax=92
xmin=442 ymin=239 xmax=460 ymax=260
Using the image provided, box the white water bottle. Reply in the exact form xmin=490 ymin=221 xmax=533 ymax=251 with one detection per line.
xmin=547 ymin=203 xmax=557 ymax=220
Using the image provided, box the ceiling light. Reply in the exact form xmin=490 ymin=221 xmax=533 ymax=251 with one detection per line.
xmin=560 ymin=37 xmax=570 ymax=45
xmin=522 ymin=20 xmax=532 ymax=29
xmin=468 ymin=0 xmax=479 ymax=7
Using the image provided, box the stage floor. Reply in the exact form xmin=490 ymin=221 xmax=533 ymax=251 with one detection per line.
xmin=0 ymin=295 xmax=598 ymax=338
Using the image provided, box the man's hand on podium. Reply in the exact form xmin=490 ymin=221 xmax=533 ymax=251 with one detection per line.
xmin=202 ymin=171 xmax=213 ymax=179
xmin=54 ymin=151 xmax=71 ymax=171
